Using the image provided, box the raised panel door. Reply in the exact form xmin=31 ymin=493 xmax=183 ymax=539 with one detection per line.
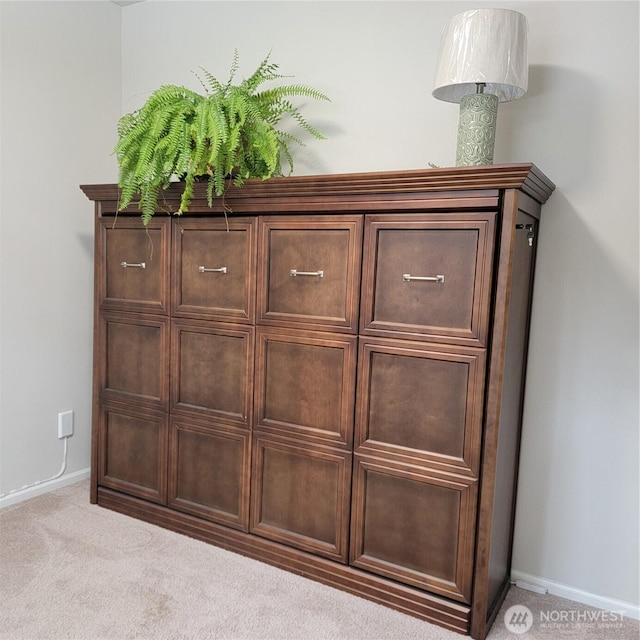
xmin=99 ymin=402 xmax=168 ymax=504
xmin=350 ymin=456 xmax=477 ymax=603
xmin=99 ymin=311 xmax=169 ymax=409
xmin=172 ymin=218 xmax=257 ymax=322
xmin=171 ymin=319 xmax=254 ymax=428
xmin=254 ymin=327 xmax=357 ymax=447
xmin=169 ymin=419 xmax=251 ymax=530
xmin=98 ymin=217 xmax=170 ymax=314
xmin=355 ymin=337 xmax=485 ymax=475
xmin=257 ymin=216 xmax=363 ymax=333
xmin=250 ymin=433 xmax=351 ymax=562
xmin=360 ymin=215 xmax=496 ymax=346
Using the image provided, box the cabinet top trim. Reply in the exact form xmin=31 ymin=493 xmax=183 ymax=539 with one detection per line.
xmin=81 ymin=163 xmax=555 ymax=210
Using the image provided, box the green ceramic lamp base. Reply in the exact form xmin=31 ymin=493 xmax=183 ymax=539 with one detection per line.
xmin=456 ymin=92 xmax=499 ymax=166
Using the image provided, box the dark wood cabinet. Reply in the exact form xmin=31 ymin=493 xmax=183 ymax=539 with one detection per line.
xmin=82 ymin=164 xmax=554 ymax=640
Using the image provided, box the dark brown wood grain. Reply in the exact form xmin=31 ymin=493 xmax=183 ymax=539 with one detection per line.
xmin=170 ymin=319 xmax=254 ymax=428
xmin=354 ymin=337 xmax=486 ymax=476
xmin=360 ymin=214 xmax=496 ymax=346
xmin=98 ymin=402 xmax=168 ymax=504
xmin=257 ymin=216 xmax=363 ymax=333
xmin=250 ymin=433 xmax=352 ymax=563
xmin=350 ymin=455 xmax=478 ymax=603
xmin=168 ymin=418 xmax=251 ymax=531
xmin=98 ymin=310 xmax=169 ymax=409
xmin=254 ymin=327 xmax=357 ymax=447
xmin=171 ymin=217 xmax=257 ymax=323
xmin=98 ymin=217 xmax=171 ymax=314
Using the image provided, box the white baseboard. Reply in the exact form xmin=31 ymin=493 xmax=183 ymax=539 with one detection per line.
xmin=0 ymin=468 xmax=90 ymax=509
xmin=511 ymin=569 xmax=640 ymax=620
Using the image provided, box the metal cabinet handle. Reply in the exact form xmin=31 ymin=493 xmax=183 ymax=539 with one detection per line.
xmin=290 ymin=269 xmax=324 ymax=278
xmin=402 ymin=274 xmax=445 ymax=283
xmin=198 ymin=266 xmax=227 ymax=274
xmin=120 ymin=261 xmax=146 ymax=269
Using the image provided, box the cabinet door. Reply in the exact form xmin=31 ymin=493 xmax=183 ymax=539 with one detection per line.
xmin=169 ymin=419 xmax=251 ymax=531
xmin=98 ymin=402 xmax=168 ymax=504
xmin=360 ymin=214 xmax=496 ymax=346
xmin=99 ymin=311 xmax=169 ymax=410
xmin=355 ymin=337 xmax=485 ymax=476
xmin=254 ymin=327 xmax=357 ymax=448
xmin=172 ymin=218 xmax=257 ymax=322
xmin=250 ymin=434 xmax=351 ymax=562
xmin=257 ymin=216 xmax=363 ymax=333
xmin=97 ymin=217 xmax=170 ymax=314
xmin=350 ymin=456 xmax=477 ymax=603
xmin=171 ymin=319 xmax=254 ymax=429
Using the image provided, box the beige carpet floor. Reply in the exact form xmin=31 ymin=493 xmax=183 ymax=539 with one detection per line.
xmin=1 ymin=480 xmax=638 ymax=640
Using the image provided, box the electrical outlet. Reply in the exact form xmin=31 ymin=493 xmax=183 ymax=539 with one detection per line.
xmin=58 ymin=410 xmax=74 ymax=439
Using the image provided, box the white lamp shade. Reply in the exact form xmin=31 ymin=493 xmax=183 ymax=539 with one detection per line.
xmin=432 ymin=8 xmax=528 ymax=103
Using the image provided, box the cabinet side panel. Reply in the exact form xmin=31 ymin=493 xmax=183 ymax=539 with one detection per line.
xmin=485 ymin=208 xmax=539 ymax=608
xmin=91 ymin=206 xmax=105 ymax=503
xmin=471 ymin=190 xmax=542 ymax=640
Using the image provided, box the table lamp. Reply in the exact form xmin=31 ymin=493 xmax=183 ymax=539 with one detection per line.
xmin=432 ymin=8 xmax=529 ymax=166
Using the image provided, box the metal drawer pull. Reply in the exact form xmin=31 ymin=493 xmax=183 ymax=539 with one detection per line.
xmin=403 ymin=273 xmax=445 ymax=283
xmin=290 ymin=269 xmax=324 ymax=278
xmin=120 ymin=261 xmax=146 ymax=269
xmin=198 ymin=266 xmax=227 ymax=274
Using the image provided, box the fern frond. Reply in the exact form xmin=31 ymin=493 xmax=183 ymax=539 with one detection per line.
xmin=241 ymin=51 xmax=282 ymax=92
xmin=227 ymin=49 xmax=240 ymax=88
xmin=205 ymin=95 xmax=229 ymax=168
xmin=259 ymin=85 xmax=330 ymax=103
xmin=195 ymin=66 xmax=225 ymax=96
xmin=279 ymin=138 xmax=295 ymax=175
xmin=283 ymin=105 xmax=327 ymax=140
xmin=178 ymin=172 xmax=195 ymax=214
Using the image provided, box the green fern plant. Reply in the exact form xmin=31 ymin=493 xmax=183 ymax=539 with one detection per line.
xmin=114 ymin=51 xmax=329 ymax=224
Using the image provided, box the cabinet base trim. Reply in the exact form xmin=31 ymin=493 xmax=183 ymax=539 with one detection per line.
xmin=97 ymin=487 xmax=470 ymax=634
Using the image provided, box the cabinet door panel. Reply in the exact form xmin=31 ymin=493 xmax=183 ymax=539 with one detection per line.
xmin=251 ymin=434 xmax=351 ymax=562
xmin=172 ymin=218 xmax=256 ymax=322
xmin=355 ymin=338 xmax=485 ymax=475
xmin=100 ymin=311 xmax=169 ymax=409
xmin=254 ymin=328 xmax=357 ymax=447
xmin=361 ymin=215 xmax=495 ymax=345
xmin=99 ymin=403 xmax=167 ymax=504
xmin=350 ymin=457 xmax=477 ymax=603
xmin=169 ymin=420 xmax=251 ymax=530
xmin=171 ymin=320 xmax=254 ymax=428
xmin=258 ymin=216 xmax=362 ymax=332
xmin=98 ymin=217 xmax=170 ymax=313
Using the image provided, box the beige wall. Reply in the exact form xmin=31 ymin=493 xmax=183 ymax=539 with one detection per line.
xmin=0 ymin=2 xmax=120 ymax=494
